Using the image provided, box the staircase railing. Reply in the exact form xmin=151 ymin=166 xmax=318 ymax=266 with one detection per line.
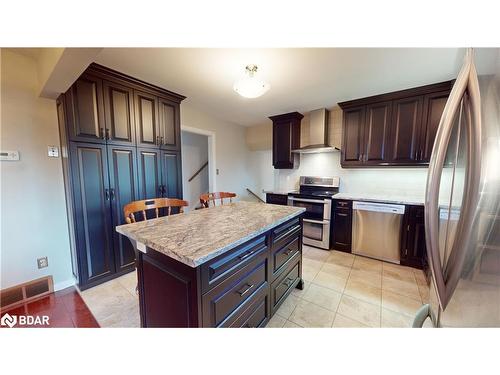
xmin=246 ymin=188 xmax=265 ymax=203
xmin=188 ymin=161 xmax=208 ymax=182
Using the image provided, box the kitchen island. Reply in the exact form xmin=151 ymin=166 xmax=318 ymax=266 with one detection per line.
xmin=116 ymin=201 xmax=305 ymax=327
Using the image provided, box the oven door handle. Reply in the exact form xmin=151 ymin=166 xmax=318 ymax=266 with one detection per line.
xmin=288 ymin=197 xmax=326 ymax=204
xmin=303 ymin=218 xmax=329 ymax=225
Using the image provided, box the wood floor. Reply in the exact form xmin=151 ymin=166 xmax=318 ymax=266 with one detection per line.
xmin=0 ymin=287 xmax=99 ymax=328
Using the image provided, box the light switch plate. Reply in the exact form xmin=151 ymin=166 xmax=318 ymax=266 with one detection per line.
xmin=0 ymin=150 xmax=20 ymax=161
xmin=48 ymin=146 xmax=59 ymax=158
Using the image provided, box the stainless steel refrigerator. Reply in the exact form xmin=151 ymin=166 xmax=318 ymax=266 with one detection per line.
xmin=413 ymin=48 xmax=500 ymax=327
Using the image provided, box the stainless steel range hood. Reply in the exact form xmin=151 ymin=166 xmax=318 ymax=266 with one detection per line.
xmin=291 ymin=108 xmax=340 ymax=154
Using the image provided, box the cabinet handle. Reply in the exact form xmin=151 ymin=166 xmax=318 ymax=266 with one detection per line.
xmin=158 ymin=185 xmax=165 ymax=197
xmin=238 ymin=249 xmax=256 ymax=261
xmin=104 ymin=188 xmax=110 ymax=201
xmin=105 ymin=128 xmax=110 ymax=140
xmin=283 ymin=277 xmax=295 ymax=288
xmin=160 ymin=136 xmax=164 ymax=145
xmin=337 ymin=213 xmax=348 ymax=217
xmin=236 ymin=283 xmax=254 ymax=297
xmin=110 ymin=188 xmax=115 ymax=200
xmin=100 ymin=127 xmax=105 ymax=139
xmin=156 ymin=136 xmax=160 ymax=145
xmin=283 ymin=248 xmax=294 ymax=256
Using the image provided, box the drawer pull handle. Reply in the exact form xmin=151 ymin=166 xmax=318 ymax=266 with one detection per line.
xmin=238 ymin=250 xmax=256 ymax=261
xmin=283 ymin=248 xmax=294 ymax=256
xmin=236 ymin=283 xmax=254 ymax=297
xmin=283 ymin=277 xmax=295 ymax=288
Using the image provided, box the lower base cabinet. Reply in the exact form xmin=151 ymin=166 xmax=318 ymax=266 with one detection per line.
xmin=135 ymin=216 xmax=304 ymax=327
xmin=400 ymin=205 xmax=428 ymax=270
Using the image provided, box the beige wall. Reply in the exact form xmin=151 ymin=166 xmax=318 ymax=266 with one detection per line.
xmin=0 ymin=49 xmax=74 ymax=290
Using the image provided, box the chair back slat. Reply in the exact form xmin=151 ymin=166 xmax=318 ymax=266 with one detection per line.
xmin=199 ymin=192 xmax=237 ymax=208
xmin=124 ymin=198 xmax=189 ymax=224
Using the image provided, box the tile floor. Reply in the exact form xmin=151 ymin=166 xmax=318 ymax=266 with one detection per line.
xmin=81 ymin=246 xmax=431 ymax=328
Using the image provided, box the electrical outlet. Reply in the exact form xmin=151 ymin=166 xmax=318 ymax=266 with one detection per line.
xmin=216 ymin=168 xmax=220 ymax=175
xmin=37 ymin=257 xmax=48 ymax=269
xmin=48 ymin=146 xmax=59 ymax=158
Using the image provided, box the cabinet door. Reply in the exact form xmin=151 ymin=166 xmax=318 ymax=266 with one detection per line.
xmin=272 ymin=120 xmax=294 ymax=168
xmin=363 ymin=101 xmax=392 ymax=163
xmin=135 ymin=90 xmax=160 ymax=148
xmin=161 ymin=151 xmax=182 ymax=198
xmin=107 ymin=146 xmax=139 ymax=272
xmin=70 ymin=143 xmax=115 ymax=286
xmin=137 ymin=148 xmax=162 ymax=200
xmin=387 ymin=96 xmax=423 ymax=164
xmin=341 ymin=106 xmax=365 ymax=166
xmin=332 ymin=208 xmax=352 ymax=252
xmin=158 ymin=96 xmax=180 ymax=150
xmin=67 ymin=73 xmax=105 ymax=143
xmin=420 ymin=90 xmax=450 ymax=162
xmin=401 ymin=206 xmax=426 ymax=269
xmin=103 ymin=80 xmax=136 ymax=145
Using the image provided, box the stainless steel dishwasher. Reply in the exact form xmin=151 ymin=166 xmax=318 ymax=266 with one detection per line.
xmin=352 ymin=201 xmax=405 ymax=263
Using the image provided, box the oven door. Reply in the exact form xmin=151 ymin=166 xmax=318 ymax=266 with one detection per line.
xmin=287 ymin=197 xmax=331 ymax=221
xmin=302 ymin=218 xmax=330 ymax=249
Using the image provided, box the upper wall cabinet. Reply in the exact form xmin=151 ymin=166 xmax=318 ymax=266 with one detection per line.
xmin=103 ymin=79 xmax=136 ymax=145
xmin=66 ymin=73 xmax=106 ymax=143
xmin=270 ymin=112 xmax=303 ymax=169
xmin=338 ymin=81 xmax=453 ymax=167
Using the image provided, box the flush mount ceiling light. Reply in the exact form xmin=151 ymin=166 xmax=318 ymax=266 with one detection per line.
xmin=233 ymin=64 xmax=270 ymax=98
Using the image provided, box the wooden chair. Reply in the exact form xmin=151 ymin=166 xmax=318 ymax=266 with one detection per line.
xmin=199 ymin=192 xmax=237 ymax=208
xmin=123 ymin=198 xmax=189 ymax=223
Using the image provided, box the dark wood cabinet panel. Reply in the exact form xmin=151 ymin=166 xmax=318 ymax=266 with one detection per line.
xmin=137 ymin=148 xmax=162 ymax=200
xmin=103 ymin=80 xmax=136 ymax=145
xmin=107 ymin=146 xmax=139 ymax=272
xmin=339 ymin=81 xmax=452 ymax=168
xmin=364 ymin=101 xmax=392 ymax=163
xmin=161 ymin=151 xmax=182 ymax=198
xmin=67 ymin=73 xmax=105 ymax=143
xmin=388 ymin=96 xmax=423 ymax=164
xmin=420 ymin=91 xmax=450 ymax=162
xmin=341 ymin=106 xmax=365 ymax=166
xmin=70 ymin=142 xmax=114 ymax=285
xmin=158 ymin=96 xmax=180 ymax=150
xmin=270 ymin=112 xmax=302 ymax=169
xmin=134 ymin=90 xmax=159 ymax=148
xmin=401 ymin=206 xmax=427 ymax=269
xmin=330 ymin=200 xmax=352 ymax=252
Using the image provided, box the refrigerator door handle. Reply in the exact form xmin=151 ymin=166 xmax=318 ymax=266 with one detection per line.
xmin=412 ymin=304 xmax=432 ymax=328
xmin=424 ymin=48 xmax=482 ymax=310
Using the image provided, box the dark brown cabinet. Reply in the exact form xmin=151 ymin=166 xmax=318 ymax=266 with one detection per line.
xmin=330 ymin=200 xmax=352 ymax=252
xmin=339 ymin=81 xmax=452 ymax=167
xmin=270 ymin=112 xmax=303 ymax=169
xmin=103 ymin=80 xmax=136 ymax=145
xmin=66 ymin=73 xmax=106 ymax=143
xmin=58 ymin=63 xmax=185 ymax=289
xmin=400 ymin=205 xmax=427 ymax=269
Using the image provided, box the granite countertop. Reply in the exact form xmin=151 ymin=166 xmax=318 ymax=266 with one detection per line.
xmin=333 ymin=192 xmax=425 ymax=206
xmin=116 ymin=201 xmax=305 ymax=268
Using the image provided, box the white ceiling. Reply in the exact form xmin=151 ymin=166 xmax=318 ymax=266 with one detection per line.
xmin=94 ymin=48 xmax=467 ymax=126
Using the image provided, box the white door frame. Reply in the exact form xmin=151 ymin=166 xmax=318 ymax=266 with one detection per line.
xmin=181 ymin=125 xmax=216 ymax=193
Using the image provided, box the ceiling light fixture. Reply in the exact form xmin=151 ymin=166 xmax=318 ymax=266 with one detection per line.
xmin=233 ymin=64 xmax=270 ymax=98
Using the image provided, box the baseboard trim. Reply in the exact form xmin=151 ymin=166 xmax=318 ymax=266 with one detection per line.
xmin=54 ymin=278 xmax=76 ymax=291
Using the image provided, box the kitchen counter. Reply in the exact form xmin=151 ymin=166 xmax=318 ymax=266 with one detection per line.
xmin=116 ymin=201 xmax=306 ymax=327
xmin=333 ymin=192 xmax=425 ymax=206
xmin=116 ymin=201 xmax=305 ymax=267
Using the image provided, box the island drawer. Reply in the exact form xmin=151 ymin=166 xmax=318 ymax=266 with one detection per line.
xmin=272 ymin=235 xmax=300 ymax=278
xmin=271 ymin=217 xmax=301 ymax=249
xmin=200 ymin=234 xmax=269 ymax=294
xmin=270 ymin=256 xmax=301 ymax=314
xmin=229 ymin=291 xmax=269 ymax=328
xmin=202 ymin=255 xmax=269 ymax=327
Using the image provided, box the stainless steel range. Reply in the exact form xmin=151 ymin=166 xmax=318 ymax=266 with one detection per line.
xmin=288 ymin=176 xmax=339 ymax=249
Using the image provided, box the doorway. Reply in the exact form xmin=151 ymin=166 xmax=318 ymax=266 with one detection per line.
xmin=181 ymin=126 xmax=216 ymax=211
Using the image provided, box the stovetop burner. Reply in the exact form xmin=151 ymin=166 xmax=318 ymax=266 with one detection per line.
xmin=288 ymin=176 xmax=340 ymax=199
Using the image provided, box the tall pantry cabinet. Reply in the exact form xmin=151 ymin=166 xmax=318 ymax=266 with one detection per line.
xmin=57 ymin=64 xmax=185 ymax=290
